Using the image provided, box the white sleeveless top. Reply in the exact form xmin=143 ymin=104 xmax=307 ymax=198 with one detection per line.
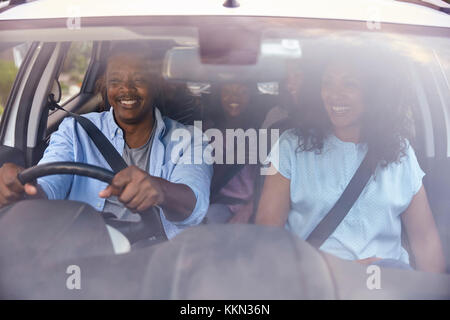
xmin=267 ymin=130 xmax=425 ymax=264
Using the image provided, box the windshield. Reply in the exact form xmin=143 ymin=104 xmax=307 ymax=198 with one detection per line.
xmin=0 ymin=42 xmax=29 ymax=121
xmin=0 ymin=13 xmax=449 ymax=301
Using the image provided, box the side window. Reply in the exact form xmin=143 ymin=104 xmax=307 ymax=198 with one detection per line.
xmin=0 ymin=42 xmax=30 ymax=120
xmin=58 ymin=41 xmax=93 ymax=105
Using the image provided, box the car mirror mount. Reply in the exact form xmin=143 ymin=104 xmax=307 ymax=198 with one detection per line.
xmin=47 ymin=93 xmax=61 ymax=112
xmin=50 ymin=79 xmax=62 ymax=104
xmin=199 ymin=25 xmax=261 ymax=65
xmin=223 ymin=0 xmax=240 ymax=8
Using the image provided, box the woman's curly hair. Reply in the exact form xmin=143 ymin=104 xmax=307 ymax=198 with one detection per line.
xmin=290 ymin=42 xmax=414 ymax=169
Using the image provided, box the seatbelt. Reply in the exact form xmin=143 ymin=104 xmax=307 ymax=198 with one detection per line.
xmin=210 ymin=164 xmax=245 ymax=201
xmin=48 ymin=95 xmax=127 ymax=173
xmin=47 ymin=94 xmax=167 ymax=242
xmin=306 ymin=150 xmax=374 ymax=248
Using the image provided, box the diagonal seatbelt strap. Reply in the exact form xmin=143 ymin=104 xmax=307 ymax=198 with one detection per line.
xmin=48 ymin=95 xmax=127 ymax=173
xmin=306 ymin=151 xmax=374 ymax=249
xmin=69 ymin=113 xmax=168 ymax=242
xmin=49 ymin=100 xmax=167 ymax=242
xmin=72 ymin=114 xmax=127 ymax=173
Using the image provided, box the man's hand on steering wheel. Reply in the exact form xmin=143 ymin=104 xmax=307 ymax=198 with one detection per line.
xmin=0 ymin=163 xmax=40 ymax=208
xmin=99 ymin=166 xmax=165 ymax=213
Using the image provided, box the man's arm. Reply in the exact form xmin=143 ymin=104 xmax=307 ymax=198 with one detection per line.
xmin=98 ymin=166 xmax=196 ymax=221
xmin=157 ymin=178 xmax=196 ymax=221
xmin=0 ymin=116 xmax=77 ymax=205
xmin=0 ymin=163 xmax=48 ymax=208
xmin=36 ymin=117 xmax=76 ymax=200
xmin=99 ymin=124 xmax=213 ymax=224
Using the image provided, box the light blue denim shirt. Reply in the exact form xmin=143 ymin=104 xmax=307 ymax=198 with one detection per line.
xmin=267 ymin=129 xmax=425 ymax=264
xmin=37 ymin=107 xmax=213 ymax=240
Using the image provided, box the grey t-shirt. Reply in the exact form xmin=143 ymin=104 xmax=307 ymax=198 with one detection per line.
xmin=103 ymin=125 xmax=156 ymax=222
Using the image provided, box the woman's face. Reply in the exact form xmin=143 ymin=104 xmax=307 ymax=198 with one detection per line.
xmin=321 ymin=62 xmax=365 ymax=131
xmin=220 ymin=83 xmax=251 ymax=118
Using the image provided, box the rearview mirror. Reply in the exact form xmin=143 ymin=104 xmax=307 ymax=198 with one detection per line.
xmin=199 ymin=26 xmax=261 ymax=65
xmin=162 ymin=47 xmax=287 ymax=83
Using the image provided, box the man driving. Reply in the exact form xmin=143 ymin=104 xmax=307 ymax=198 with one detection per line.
xmin=0 ymin=42 xmax=213 ymax=240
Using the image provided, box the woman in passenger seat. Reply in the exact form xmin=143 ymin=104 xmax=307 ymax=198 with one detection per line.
xmin=255 ymin=46 xmax=446 ymax=273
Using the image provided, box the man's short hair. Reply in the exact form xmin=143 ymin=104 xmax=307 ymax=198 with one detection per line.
xmin=107 ymin=41 xmax=153 ymax=65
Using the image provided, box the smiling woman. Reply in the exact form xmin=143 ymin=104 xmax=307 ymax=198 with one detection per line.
xmin=287 ymin=43 xmax=413 ymax=168
xmin=0 ymin=0 xmax=449 ymax=299
xmin=255 ymin=42 xmax=446 ymax=273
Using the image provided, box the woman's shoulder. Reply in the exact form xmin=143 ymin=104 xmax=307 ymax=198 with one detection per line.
xmin=393 ymin=139 xmax=419 ymax=167
xmin=277 ymin=129 xmax=329 ymax=152
xmin=278 ymin=128 xmax=302 ymax=142
xmin=275 ymin=129 xmax=301 ymax=151
xmin=380 ymin=139 xmax=424 ymax=178
xmin=376 ymin=139 xmax=426 ymax=199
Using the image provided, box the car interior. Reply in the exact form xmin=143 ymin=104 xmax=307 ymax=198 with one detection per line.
xmin=0 ymin=18 xmax=449 ymax=298
xmin=2 ymin=32 xmax=450 ymax=246
xmin=13 ymin=38 xmax=446 ymax=252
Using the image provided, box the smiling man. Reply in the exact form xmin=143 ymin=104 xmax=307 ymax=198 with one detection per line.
xmin=0 ymin=42 xmax=213 ymax=240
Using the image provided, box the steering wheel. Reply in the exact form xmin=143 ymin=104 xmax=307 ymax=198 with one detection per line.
xmin=17 ymin=161 xmax=168 ymax=246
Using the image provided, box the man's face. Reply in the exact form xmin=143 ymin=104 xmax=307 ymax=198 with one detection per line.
xmin=106 ymin=54 xmax=154 ymax=125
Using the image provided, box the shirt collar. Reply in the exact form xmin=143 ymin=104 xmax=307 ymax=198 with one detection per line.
xmin=107 ymin=106 xmax=166 ymax=140
xmin=328 ymin=133 xmax=367 ymax=152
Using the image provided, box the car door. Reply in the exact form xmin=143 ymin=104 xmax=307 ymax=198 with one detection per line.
xmin=0 ymin=40 xmax=100 ymax=168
